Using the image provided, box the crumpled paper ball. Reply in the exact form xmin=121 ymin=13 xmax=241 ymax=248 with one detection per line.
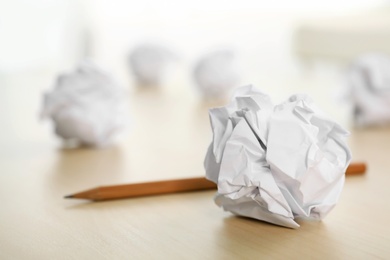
xmin=205 ymin=85 xmax=351 ymax=228
xmin=128 ymin=44 xmax=174 ymax=87
xmin=193 ymin=49 xmax=240 ymax=100
xmin=347 ymin=53 xmax=390 ymax=126
xmin=42 ymin=62 xmax=129 ymax=147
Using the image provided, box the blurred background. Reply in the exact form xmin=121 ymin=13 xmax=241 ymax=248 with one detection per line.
xmin=1 ymin=0 xmax=390 ymax=182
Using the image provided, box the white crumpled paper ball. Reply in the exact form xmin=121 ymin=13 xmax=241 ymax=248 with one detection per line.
xmin=42 ymin=62 xmax=129 ymax=147
xmin=347 ymin=53 xmax=390 ymax=126
xmin=193 ymin=49 xmax=240 ymax=100
xmin=205 ymin=85 xmax=351 ymax=228
xmin=128 ymin=44 xmax=174 ymax=87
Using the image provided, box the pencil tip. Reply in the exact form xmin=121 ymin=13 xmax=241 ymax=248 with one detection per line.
xmin=64 ymin=195 xmax=74 ymax=199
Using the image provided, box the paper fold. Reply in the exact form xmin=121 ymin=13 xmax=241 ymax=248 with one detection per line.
xmin=347 ymin=54 xmax=390 ymax=126
xmin=205 ymin=85 xmax=351 ymax=228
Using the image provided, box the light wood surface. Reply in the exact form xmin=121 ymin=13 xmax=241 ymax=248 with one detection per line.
xmin=1 ymin=73 xmax=390 ymax=259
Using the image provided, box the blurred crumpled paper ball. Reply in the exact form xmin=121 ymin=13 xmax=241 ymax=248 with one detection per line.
xmin=193 ymin=49 xmax=240 ymax=100
xmin=42 ymin=62 xmax=129 ymax=147
xmin=128 ymin=44 xmax=175 ymax=87
xmin=204 ymin=85 xmax=351 ymax=228
xmin=347 ymin=53 xmax=390 ymax=127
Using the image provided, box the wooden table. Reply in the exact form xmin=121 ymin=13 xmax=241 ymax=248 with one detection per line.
xmin=1 ymin=73 xmax=390 ymax=259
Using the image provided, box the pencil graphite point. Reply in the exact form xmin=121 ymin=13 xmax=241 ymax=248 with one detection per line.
xmin=64 ymin=195 xmax=74 ymax=199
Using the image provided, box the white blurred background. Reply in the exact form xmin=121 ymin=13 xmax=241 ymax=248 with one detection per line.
xmin=1 ymin=0 xmax=390 ymax=144
xmin=1 ymin=0 xmax=389 ymax=86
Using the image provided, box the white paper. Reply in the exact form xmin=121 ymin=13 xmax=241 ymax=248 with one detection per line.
xmin=205 ymin=85 xmax=351 ymax=228
xmin=42 ymin=62 xmax=129 ymax=147
xmin=129 ymin=44 xmax=174 ymax=87
xmin=193 ymin=49 xmax=240 ymax=100
xmin=347 ymin=53 xmax=390 ymax=126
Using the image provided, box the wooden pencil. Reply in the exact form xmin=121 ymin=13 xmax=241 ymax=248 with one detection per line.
xmin=344 ymin=162 xmax=366 ymax=175
xmin=65 ymin=162 xmax=366 ymax=201
xmin=65 ymin=177 xmax=217 ymax=201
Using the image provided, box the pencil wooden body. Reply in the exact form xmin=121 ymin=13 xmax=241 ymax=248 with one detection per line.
xmin=67 ymin=162 xmax=366 ymax=201
xmin=346 ymin=162 xmax=366 ymax=176
xmin=71 ymin=177 xmax=217 ymax=201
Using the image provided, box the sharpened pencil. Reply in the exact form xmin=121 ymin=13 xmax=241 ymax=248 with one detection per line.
xmin=65 ymin=177 xmax=217 ymax=201
xmin=65 ymin=162 xmax=367 ymax=201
